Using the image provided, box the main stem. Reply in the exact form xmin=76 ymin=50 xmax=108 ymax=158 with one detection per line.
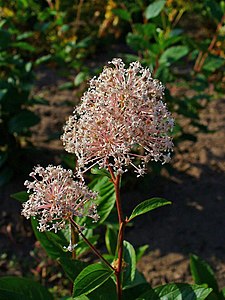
xmin=108 ymin=167 xmax=126 ymax=300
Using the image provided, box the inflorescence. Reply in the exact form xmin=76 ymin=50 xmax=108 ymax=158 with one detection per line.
xmin=22 ymin=165 xmax=99 ymax=233
xmin=62 ymin=58 xmax=174 ymax=177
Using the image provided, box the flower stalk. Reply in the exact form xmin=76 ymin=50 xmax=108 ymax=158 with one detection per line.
xmin=110 ymin=170 xmax=126 ymax=300
xmin=70 ymin=222 xmax=77 ymax=260
xmin=69 ymin=217 xmax=115 ymax=272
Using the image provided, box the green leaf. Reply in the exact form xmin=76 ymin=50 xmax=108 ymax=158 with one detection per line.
xmin=122 ymin=283 xmax=151 ymax=300
xmin=75 ymin=37 xmax=93 ymax=49
xmin=59 ymin=82 xmax=74 ymax=90
xmin=8 ymin=110 xmax=40 ymax=134
xmin=74 ymin=72 xmax=88 ymax=86
xmin=0 ymin=29 xmax=11 ymax=49
xmin=75 ymin=233 xmax=99 ymax=257
xmin=25 ymin=62 xmax=32 ymax=73
xmin=11 ymin=42 xmax=36 ymax=52
xmin=28 ymin=97 xmax=49 ymax=105
xmin=190 ymin=254 xmax=219 ymax=294
xmin=91 ymin=167 xmax=111 ymax=178
xmin=138 ymin=283 xmax=212 ymax=300
xmin=136 ymin=245 xmax=149 ymax=262
xmin=35 ymin=54 xmax=52 ymax=65
xmin=16 ymin=31 xmax=33 ymax=41
xmin=131 ymin=269 xmax=147 ymax=289
xmin=159 ymin=46 xmax=189 ymax=65
xmin=162 ymin=35 xmax=182 ymax=49
xmin=73 ymin=263 xmax=113 ymax=297
xmin=129 ymin=198 xmax=171 ymax=221
xmin=0 ymin=276 xmax=53 ymax=300
xmin=112 ymin=8 xmax=131 ymax=21
xmin=58 ymin=257 xmax=88 ymax=282
xmin=133 ymin=23 xmax=156 ymax=38
xmin=87 ymin=278 xmax=117 ymax=300
xmin=123 ymin=241 xmax=136 ymax=287
xmin=126 ymin=32 xmax=151 ymax=52
xmin=85 ymin=176 xmax=116 ymax=227
xmin=11 ymin=191 xmax=29 ymax=203
xmin=205 ymin=0 xmax=223 ymax=21
xmin=124 ymin=54 xmax=140 ymax=64
xmin=73 ymin=296 xmax=89 ymax=300
xmin=220 ymin=287 xmax=225 ymax=298
xmin=105 ymin=225 xmax=117 ymax=255
xmin=31 ymin=218 xmax=70 ymax=259
xmin=202 ymin=56 xmax=225 ymax=72
xmin=145 ymin=0 xmax=166 ymax=20
xmin=61 ymin=154 xmax=76 ymax=169
xmin=0 ymin=89 xmax=7 ymax=101
xmin=73 ymin=279 xmax=117 ymax=300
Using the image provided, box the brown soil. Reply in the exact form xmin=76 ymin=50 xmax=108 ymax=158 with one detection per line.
xmin=132 ymin=96 xmax=225 ymax=289
xmin=1 ymin=66 xmax=225 ymax=292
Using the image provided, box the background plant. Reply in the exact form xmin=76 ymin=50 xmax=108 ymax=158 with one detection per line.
xmin=0 ymin=18 xmax=42 ymax=186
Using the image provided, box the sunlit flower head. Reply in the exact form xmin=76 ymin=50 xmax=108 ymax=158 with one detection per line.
xmin=22 ymin=165 xmax=98 ymax=233
xmin=62 ymin=58 xmax=174 ymax=176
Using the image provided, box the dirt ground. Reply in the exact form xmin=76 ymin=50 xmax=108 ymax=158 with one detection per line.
xmin=1 ymin=66 xmax=225 ymax=292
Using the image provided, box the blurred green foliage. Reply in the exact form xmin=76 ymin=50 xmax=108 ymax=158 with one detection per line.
xmin=0 ymin=19 xmax=40 ymax=185
xmin=111 ymin=0 xmax=225 ymax=147
xmin=0 ymin=0 xmax=225 ymax=184
xmin=0 ymin=0 xmax=107 ymax=184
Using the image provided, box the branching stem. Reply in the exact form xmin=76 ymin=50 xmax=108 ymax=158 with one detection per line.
xmin=70 ymin=222 xmax=77 ymax=260
xmin=69 ymin=218 xmax=115 ymax=272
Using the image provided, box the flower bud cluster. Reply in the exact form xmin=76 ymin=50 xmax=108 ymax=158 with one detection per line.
xmin=62 ymin=58 xmax=174 ymax=176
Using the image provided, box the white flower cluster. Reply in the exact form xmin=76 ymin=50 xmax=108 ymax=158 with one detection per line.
xmin=22 ymin=165 xmax=98 ymax=233
xmin=22 ymin=58 xmax=174 ymax=236
xmin=62 ymin=58 xmax=174 ymax=176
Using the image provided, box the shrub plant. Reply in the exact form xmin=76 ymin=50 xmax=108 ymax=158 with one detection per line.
xmin=5 ymin=59 xmax=215 ymax=300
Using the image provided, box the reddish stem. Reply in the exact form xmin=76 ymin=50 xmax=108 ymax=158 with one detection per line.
xmin=194 ymin=13 xmax=225 ymax=72
xmin=112 ymin=173 xmax=126 ymax=300
xmin=115 ymin=220 xmax=126 ymax=300
xmin=108 ymin=164 xmax=116 ymax=183
xmin=70 ymin=222 xmax=77 ymax=260
xmin=69 ymin=218 xmax=115 ymax=272
xmin=114 ymin=175 xmax=123 ymax=224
